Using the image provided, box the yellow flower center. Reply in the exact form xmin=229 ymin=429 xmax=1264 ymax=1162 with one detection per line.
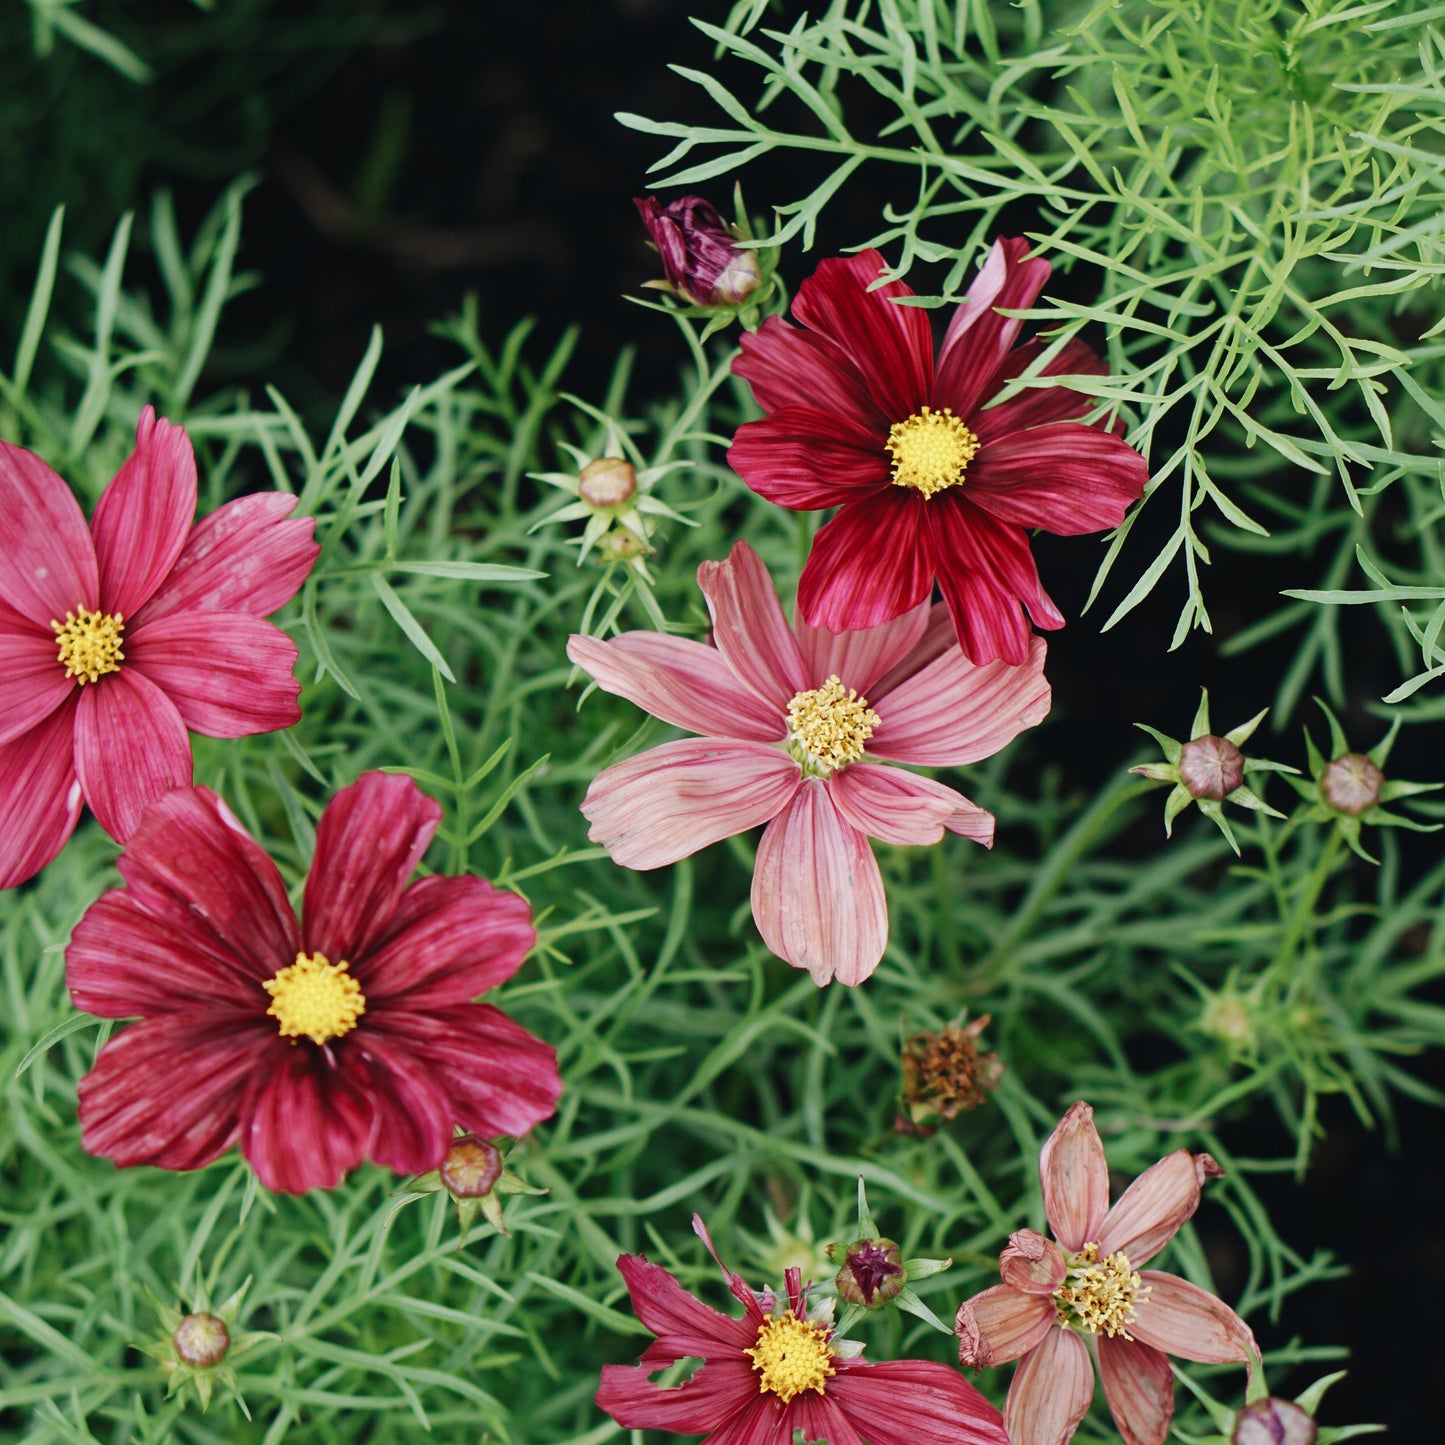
xmin=1052 ymin=1243 xmax=1149 ymax=1339
xmin=52 ymin=607 xmax=125 ymax=684
xmin=785 ymin=675 xmax=879 ymax=775
xmin=263 ymin=951 xmax=366 ymax=1046
xmin=744 ymin=1311 xmax=836 ymax=1402
xmin=885 ymin=405 xmax=979 ymax=498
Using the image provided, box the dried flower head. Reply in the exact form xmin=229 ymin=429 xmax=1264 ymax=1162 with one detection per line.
xmin=899 ymin=1014 xmax=1004 ymax=1130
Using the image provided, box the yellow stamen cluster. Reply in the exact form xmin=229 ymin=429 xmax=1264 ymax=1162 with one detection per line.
xmin=263 ymin=951 xmax=366 ymax=1046
xmin=885 ymin=406 xmax=979 ymax=498
xmin=744 ymin=1311 xmax=836 ymax=1402
xmin=52 ymin=607 xmax=125 ymax=684
xmin=1052 ymin=1242 xmax=1149 ymax=1339
xmin=785 ymin=675 xmax=880 ymax=775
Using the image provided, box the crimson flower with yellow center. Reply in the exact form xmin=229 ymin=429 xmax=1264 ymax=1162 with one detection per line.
xmin=729 ymin=239 xmax=1148 ymax=665
xmin=0 ymin=406 xmax=319 ymax=887
xmin=953 ymin=1102 xmax=1257 ymax=1445
xmin=567 ymin=539 xmax=1049 ymax=985
xmin=596 ymin=1213 xmax=1008 ymax=1445
xmin=66 ymin=772 xmax=561 ymax=1195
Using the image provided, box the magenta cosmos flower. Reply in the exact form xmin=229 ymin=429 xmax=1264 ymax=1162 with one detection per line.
xmin=953 ymin=1102 xmax=1257 ymax=1445
xmin=0 ymin=406 xmax=319 ymax=888
xmin=729 ymin=239 xmax=1148 ymax=665
xmin=567 ymin=539 xmax=1049 ymax=985
xmin=66 ymin=771 xmax=561 ymax=1194
xmin=597 ymin=1213 xmax=1008 ymax=1445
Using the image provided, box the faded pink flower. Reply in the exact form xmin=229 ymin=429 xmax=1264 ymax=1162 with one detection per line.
xmin=0 ymin=407 xmax=318 ymax=887
xmin=596 ymin=1213 xmax=1008 ymax=1445
xmin=567 ymin=539 xmax=1049 ymax=985
xmin=954 ymin=1102 xmax=1257 ymax=1445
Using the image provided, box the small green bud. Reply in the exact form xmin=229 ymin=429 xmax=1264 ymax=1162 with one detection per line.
xmin=1319 ymin=752 xmax=1383 ymax=817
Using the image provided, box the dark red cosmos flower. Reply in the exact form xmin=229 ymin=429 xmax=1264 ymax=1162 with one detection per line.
xmin=0 ymin=406 xmax=318 ymax=887
xmin=596 ymin=1213 xmax=1008 ymax=1445
xmin=729 ymin=239 xmax=1148 ymax=665
xmin=67 ymin=772 xmax=561 ymax=1195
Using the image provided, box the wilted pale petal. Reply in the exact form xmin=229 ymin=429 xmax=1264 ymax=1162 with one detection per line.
xmin=1004 ymin=1326 xmax=1094 ymax=1445
xmin=1000 ymin=1228 xmax=1067 ymax=1294
xmin=1097 ymin=1148 xmax=1224 ymax=1267
xmin=1096 ymin=1333 xmax=1175 ymax=1445
xmin=1039 ymin=1101 xmax=1110 ymax=1252
xmin=954 ymin=1284 xmax=1055 ymax=1367
xmin=1131 ymin=1272 xmax=1258 ymax=1366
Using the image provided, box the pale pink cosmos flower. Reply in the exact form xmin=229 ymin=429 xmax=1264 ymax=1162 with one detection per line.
xmin=0 ymin=407 xmax=318 ymax=887
xmin=566 ymin=539 xmax=1049 ymax=985
xmin=953 ymin=1102 xmax=1258 ymax=1445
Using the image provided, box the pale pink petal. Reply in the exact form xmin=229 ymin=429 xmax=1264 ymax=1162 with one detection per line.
xmin=1004 ymin=1328 xmax=1095 ymax=1445
xmin=870 ymin=634 xmax=1050 ymax=767
xmin=1040 ymin=1102 xmax=1110 ymax=1251
xmin=0 ymin=440 xmax=98 ymax=624
xmin=954 ymin=1284 xmax=1056 ymax=1368
xmin=1131 ymin=1273 xmax=1258 ymax=1367
xmin=750 ymin=782 xmax=887 ymax=986
xmin=830 ymin=1359 xmax=1008 ymax=1445
xmin=828 ymin=764 xmax=994 ymax=846
xmin=0 ymin=695 xmax=82 ymax=888
xmin=966 ymin=424 xmax=1147 ymax=535
xmin=78 ymin=1014 xmax=266 ymax=1173
xmin=581 ymin=737 xmax=800 ymax=870
xmin=935 ymin=237 xmax=1053 ymax=419
xmin=240 ymin=1039 xmax=375 ymax=1193
xmin=870 ymin=601 xmax=956 ymax=694
xmin=73 ymin=669 xmax=193 ymax=842
xmin=358 ymin=874 xmax=535 ymax=1006
xmin=1097 ymin=1150 xmax=1224 ymax=1267
xmin=566 ymin=630 xmax=782 ymax=741
xmin=133 ymin=492 xmax=318 ymax=624
xmin=728 ymin=406 xmax=892 ymax=509
xmin=734 ymin=315 xmax=890 ymax=426
xmin=611 ymin=1252 xmax=756 ymax=1355
xmin=111 ymin=784 xmax=300 ymax=981
xmin=596 ymin=1357 xmax=756 ymax=1435
xmin=971 ymin=338 xmax=1108 ymax=442
xmin=796 ymin=490 xmax=934 ymax=633
xmin=90 ymin=407 xmax=197 ymax=617
xmin=1000 ymin=1228 xmax=1068 ymax=1294
xmin=125 ymin=612 xmax=302 ymax=738
xmin=792 ymin=595 xmax=930 ymax=695
xmin=697 ymin=541 xmax=809 ymax=706
xmin=302 ymin=772 xmax=441 ymax=965
xmin=0 ymin=609 xmax=73 ymax=746
xmin=1096 ymin=1334 xmax=1175 ymax=1445
xmin=788 ymin=250 xmax=933 ymax=419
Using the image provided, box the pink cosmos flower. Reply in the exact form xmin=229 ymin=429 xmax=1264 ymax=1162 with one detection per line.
xmin=729 ymin=239 xmax=1148 ymax=665
xmin=0 ymin=406 xmax=319 ymax=888
xmin=567 ymin=539 xmax=1049 ymax=985
xmin=67 ymin=771 xmax=561 ymax=1194
xmin=953 ymin=1102 xmax=1257 ymax=1445
xmin=596 ymin=1212 xmax=1009 ymax=1445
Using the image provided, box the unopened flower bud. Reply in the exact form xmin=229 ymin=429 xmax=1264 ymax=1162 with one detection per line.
xmin=1177 ymin=734 xmax=1245 ymax=800
xmin=600 ymin=529 xmax=648 ymax=562
xmin=439 ymin=1135 xmax=503 ymax=1199
xmin=1320 ymin=752 xmax=1383 ymax=816
xmin=634 ymin=195 xmax=763 ymax=308
xmin=578 ymin=457 xmax=637 ymax=508
xmin=1233 ymin=1397 xmax=1317 ymax=1445
xmin=834 ymin=1237 xmax=905 ymax=1307
xmin=172 ymin=1312 xmax=230 ymax=1369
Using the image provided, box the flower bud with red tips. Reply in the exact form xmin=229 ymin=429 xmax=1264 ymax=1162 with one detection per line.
xmin=834 ymin=1237 xmax=905 ymax=1308
xmin=634 ymin=195 xmax=764 ymax=308
xmin=1234 ymin=1398 xmax=1318 ymax=1445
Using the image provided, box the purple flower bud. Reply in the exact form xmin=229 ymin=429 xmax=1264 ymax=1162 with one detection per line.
xmin=578 ymin=457 xmax=637 ymax=508
xmin=172 ymin=1312 xmax=230 ymax=1369
xmin=439 ymin=1135 xmax=503 ymax=1200
xmin=834 ymin=1237 xmax=905 ymax=1307
xmin=1233 ymin=1398 xmax=1317 ymax=1445
xmin=1320 ymin=752 xmax=1384 ymax=816
xmin=1178 ymin=734 xmax=1245 ymax=800
xmin=634 ymin=195 xmax=763 ymax=308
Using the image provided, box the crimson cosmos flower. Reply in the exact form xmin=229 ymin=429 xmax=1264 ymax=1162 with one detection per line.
xmin=596 ymin=1213 xmax=1008 ymax=1445
xmin=66 ymin=772 xmax=562 ymax=1194
xmin=953 ymin=1103 xmax=1257 ymax=1445
xmin=567 ymin=539 xmax=1049 ymax=985
xmin=730 ymin=239 xmax=1148 ymax=665
xmin=0 ymin=407 xmax=318 ymax=887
